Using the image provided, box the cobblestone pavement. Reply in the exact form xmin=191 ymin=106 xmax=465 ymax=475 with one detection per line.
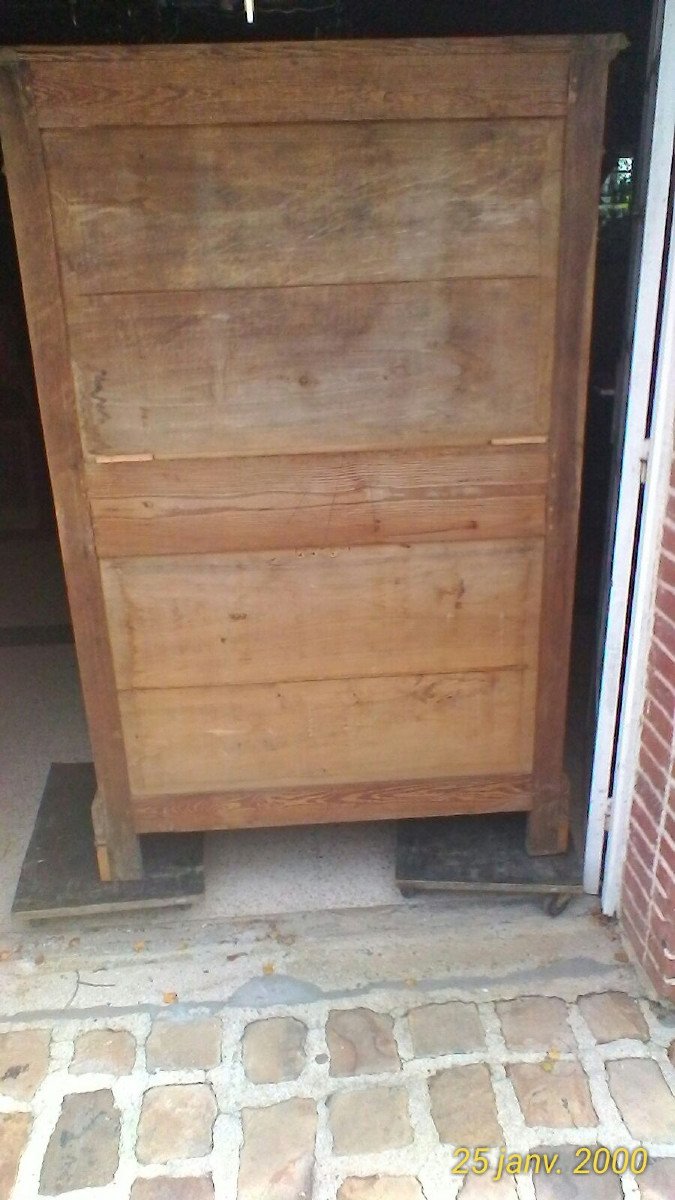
xmin=1 ymin=988 xmax=675 ymax=1199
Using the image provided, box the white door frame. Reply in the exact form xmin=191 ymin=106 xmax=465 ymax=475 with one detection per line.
xmin=584 ymin=0 xmax=675 ymax=904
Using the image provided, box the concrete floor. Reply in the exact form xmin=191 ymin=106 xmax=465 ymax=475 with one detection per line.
xmin=0 ymin=535 xmax=644 ymax=1021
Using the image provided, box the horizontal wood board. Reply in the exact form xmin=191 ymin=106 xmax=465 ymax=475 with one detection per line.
xmin=7 ymin=39 xmax=593 ymax=127
xmin=69 ymin=277 xmax=554 ymax=458
xmin=102 ymin=539 xmax=544 ymax=689
xmin=88 ymin=443 xmax=548 ymax=556
xmin=120 ymin=667 xmax=536 ymax=796
xmin=44 ymin=119 xmax=564 ymax=295
xmin=132 ymin=774 xmax=535 ymax=833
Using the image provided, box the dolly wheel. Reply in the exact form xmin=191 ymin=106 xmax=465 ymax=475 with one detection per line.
xmin=544 ymin=892 xmax=572 ymax=917
xmin=398 ymin=885 xmax=417 ymax=900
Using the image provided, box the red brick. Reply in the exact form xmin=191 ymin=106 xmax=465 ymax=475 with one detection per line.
xmin=655 ymin=612 xmax=675 ymax=661
xmin=621 ymin=895 xmax=648 ymax=964
xmin=634 ymin=771 xmax=664 ymax=827
xmin=664 ymin=809 xmax=675 ymax=847
xmin=641 ymin=722 xmax=671 ymax=770
xmin=623 ymin=854 xmax=652 ymax=909
xmin=663 ymin=519 xmax=675 ymax=555
xmin=649 ymin=638 xmax=675 ymax=685
xmin=624 ymin=811 xmax=658 ymax=878
xmin=659 ymin=552 xmax=675 ymax=591
xmin=630 ymin=796 xmax=660 ymax=846
xmin=644 ymin=693 xmax=674 ymax=747
xmin=639 ymin=742 xmax=670 ymax=798
xmin=656 ymin=583 xmax=675 ymax=625
xmin=645 ymin=665 xmax=675 ymax=721
xmin=656 ymin=831 xmax=675 ymax=877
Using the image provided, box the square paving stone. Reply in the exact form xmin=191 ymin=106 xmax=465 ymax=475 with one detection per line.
xmin=496 ymin=997 xmax=576 ymax=1053
xmin=0 ymin=1029 xmax=50 ymax=1101
xmin=243 ymin=1016 xmax=307 ymax=1084
xmin=338 ymin=1178 xmax=424 ymax=1199
xmin=429 ymin=1063 xmax=501 ymax=1145
xmin=0 ymin=1113 xmax=31 ymax=1200
xmin=327 ymin=1009 xmax=400 ymax=1077
xmin=508 ymin=1062 xmax=597 ymax=1128
xmin=137 ymin=1084 xmax=217 ymax=1164
xmin=39 ymin=1089 xmax=120 ymax=1194
xmin=606 ymin=1059 xmax=675 ymax=1142
xmin=238 ymin=1097 xmax=317 ymax=1200
xmin=637 ymin=1157 xmax=675 ymax=1199
xmin=459 ymin=1174 xmax=518 ymax=1198
xmin=408 ymin=1002 xmax=485 ymax=1057
xmin=145 ymin=1015 xmax=222 ymax=1071
xmin=328 ymin=1086 xmax=412 ymax=1155
xmin=532 ymin=1146 xmax=622 ymax=1198
xmin=70 ymin=1028 xmax=136 ymax=1075
xmin=577 ymin=993 xmax=649 ymax=1043
xmin=131 ymin=1177 xmax=215 ymax=1199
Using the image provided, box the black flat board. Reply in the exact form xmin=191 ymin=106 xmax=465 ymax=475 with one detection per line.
xmin=396 ymin=812 xmax=584 ymax=895
xmin=12 ymin=762 xmax=204 ymax=919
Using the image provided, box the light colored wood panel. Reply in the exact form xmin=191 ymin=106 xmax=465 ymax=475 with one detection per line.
xmin=69 ymin=278 xmax=552 ymax=457
xmin=16 ymin=39 xmax=584 ymax=127
xmin=45 ymin=119 xmax=564 ymax=294
xmin=92 ymin=492 xmax=545 ymax=558
xmin=120 ymin=668 xmax=536 ymax=795
xmin=132 ymin=774 xmax=534 ymax=833
xmin=89 ymin=443 xmax=548 ymax=554
xmin=86 ymin=443 xmax=549 ymax=499
xmin=102 ymin=540 xmax=544 ymax=690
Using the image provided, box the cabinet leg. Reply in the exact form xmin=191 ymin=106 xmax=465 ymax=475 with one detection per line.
xmin=526 ymin=778 xmax=570 ymax=856
xmin=91 ymin=790 xmax=143 ymax=882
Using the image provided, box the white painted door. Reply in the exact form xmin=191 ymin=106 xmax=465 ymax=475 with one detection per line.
xmin=584 ymin=0 xmax=675 ymax=900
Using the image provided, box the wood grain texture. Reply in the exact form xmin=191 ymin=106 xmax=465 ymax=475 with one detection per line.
xmin=9 ymin=38 xmax=588 ymax=127
xmin=0 ymin=62 xmax=142 ymax=880
xmin=102 ymin=539 xmax=543 ymax=690
xmin=88 ymin=444 xmax=547 ymax=555
xmin=45 ymin=119 xmax=563 ymax=295
xmin=132 ymin=774 xmax=534 ymax=833
xmin=68 ymin=278 xmax=552 ymax=458
xmin=528 ymin=43 xmax=616 ymax=855
xmin=120 ymin=668 xmax=536 ymax=796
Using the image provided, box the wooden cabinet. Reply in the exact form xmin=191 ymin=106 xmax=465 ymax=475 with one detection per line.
xmin=0 ymin=37 xmax=622 ymax=879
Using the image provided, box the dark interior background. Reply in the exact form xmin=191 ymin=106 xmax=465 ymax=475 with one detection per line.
xmin=0 ymin=0 xmax=656 ymax=827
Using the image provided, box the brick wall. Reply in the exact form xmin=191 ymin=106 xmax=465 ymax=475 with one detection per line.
xmin=621 ymin=454 xmax=675 ymax=998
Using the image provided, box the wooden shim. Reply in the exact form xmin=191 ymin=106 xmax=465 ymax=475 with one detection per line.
xmin=132 ymin=773 xmax=534 ymax=833
xmin=0 ymin=62 xmax=142 ymax=880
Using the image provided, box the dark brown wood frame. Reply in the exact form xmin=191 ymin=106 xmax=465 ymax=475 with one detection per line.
xmin=0 ymin=37 xmax=624 ymax=878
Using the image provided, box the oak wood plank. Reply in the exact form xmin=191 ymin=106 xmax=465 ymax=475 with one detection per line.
xmin=5 ymin=38 xmax=590 ymax=128
xmin=88 ymin=443 xmax=548 ymax=555
xmin=119 ymin=668 xmax=536 ymax=796
xmin=68 ymin=278 xmax=553 ymax=458
xmin=0 ymin=62 xmax=142 ymax=880
xmin=102 ymin=539 xmax=544 ymax=690
xmin=45 ymin=119 xmax=564 ymax=295
xmin=92 ymin=492 xmax=546 ymax=558
xmin=86 ymin=442 xmax=550 ymax=498
xmin=132 ymin=774 xmax=534 ymax=833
